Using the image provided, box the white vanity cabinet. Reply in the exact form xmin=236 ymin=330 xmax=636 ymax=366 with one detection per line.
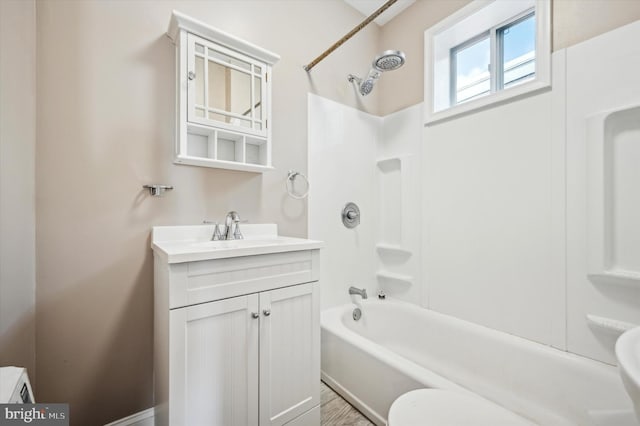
xmin=152 ymin=225 xmax=322 ymax=426
xmin=167 ymin=11 xmax=279 ymax=173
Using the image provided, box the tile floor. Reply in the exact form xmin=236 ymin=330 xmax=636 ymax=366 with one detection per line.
xmin=320 ymin=381 xmax=375 ymax=426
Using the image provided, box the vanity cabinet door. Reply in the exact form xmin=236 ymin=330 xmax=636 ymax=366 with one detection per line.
xmin=170 ymin=294 xmax=259 ymax=426
xmin=259 ymin=282 xmax=320 ymax=425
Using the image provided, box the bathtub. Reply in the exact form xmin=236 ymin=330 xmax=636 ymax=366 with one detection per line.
xmin=321 ymin=299 xmax=635 ymax=426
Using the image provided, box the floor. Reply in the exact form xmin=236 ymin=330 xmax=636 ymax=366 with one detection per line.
xmin=320 ymin=381 xmax=375 ymax=426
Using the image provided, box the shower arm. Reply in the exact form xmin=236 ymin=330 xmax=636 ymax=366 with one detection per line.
xmin=303 ymin=0 xmax=398 ymax=72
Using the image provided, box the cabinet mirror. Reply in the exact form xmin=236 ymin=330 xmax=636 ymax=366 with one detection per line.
xmin=188 ymin=34 xmax=266 ymax=136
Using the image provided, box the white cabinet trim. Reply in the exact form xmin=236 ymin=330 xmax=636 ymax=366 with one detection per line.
xmin=168 ymin=10 xmax=280 ymax=65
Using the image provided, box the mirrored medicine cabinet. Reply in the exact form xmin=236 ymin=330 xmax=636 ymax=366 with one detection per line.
xmin=167 ymin=11 xmax=280 ymax=172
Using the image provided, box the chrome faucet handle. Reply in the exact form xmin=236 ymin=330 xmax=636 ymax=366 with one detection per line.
xmin=212 ymin=223 xmax=222 ymax=241
xmin=203 ymin=220 xmax=223 ymax=241
xmin=233 ymin=222 xmax=244 ymax=240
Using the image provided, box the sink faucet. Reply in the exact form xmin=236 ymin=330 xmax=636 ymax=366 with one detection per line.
xmin=223 ymin=211 xmax=243 ymax=240
xmin=349 ymin=286 xmax=367 ymax=300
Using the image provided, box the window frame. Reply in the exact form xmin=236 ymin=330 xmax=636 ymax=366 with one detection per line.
xmin=424 ymin=0 xmax=551 ymax=125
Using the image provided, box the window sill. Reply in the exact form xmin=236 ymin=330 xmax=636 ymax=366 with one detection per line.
xmin=424 ymin=78 xmax=551 ymax=125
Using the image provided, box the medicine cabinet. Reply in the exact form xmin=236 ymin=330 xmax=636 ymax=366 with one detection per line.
xmin=167 ymin=11 xmax=280 ymax=172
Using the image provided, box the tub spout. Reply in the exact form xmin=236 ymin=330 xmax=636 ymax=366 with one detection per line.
xmin=349 ymin=286 xmax=368 ymax=300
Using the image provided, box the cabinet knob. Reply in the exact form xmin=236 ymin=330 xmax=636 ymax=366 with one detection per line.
xmin=262 ymin=309 xmax=271 ymax=317
xmin=188 ymin=71 xmax=196 ymax=81
xmin=251 ymin=312 xmax=260 ymax=319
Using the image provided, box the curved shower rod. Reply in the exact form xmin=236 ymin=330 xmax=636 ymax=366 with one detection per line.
xmin=303 ymin=0 xmax=399 ymax=72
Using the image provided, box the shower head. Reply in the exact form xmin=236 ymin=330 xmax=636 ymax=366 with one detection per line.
xmin=348 ymin=50 xmax=406 ymax=96
xmin=372 ymin=50 xmax=406 ymax=72
xmin=347 ymin=73 xmax=378 ymax=96
xmin=359 ymin=78 xmax=375 ymax=96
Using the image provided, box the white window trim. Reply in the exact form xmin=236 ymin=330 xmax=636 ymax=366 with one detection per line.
xmin=424 ymin=0 xmax=551 ymax=125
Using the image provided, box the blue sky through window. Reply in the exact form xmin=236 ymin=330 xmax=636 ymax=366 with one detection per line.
xmin=455 ymin=37 xmax=490 ymax=90
xmin=454 ymin=12 xmax=536 ymax=102
xmin=503 ymin=14 xmax=536 ymax=63
xmin=502 ymin=13 xmax=536 ymax=87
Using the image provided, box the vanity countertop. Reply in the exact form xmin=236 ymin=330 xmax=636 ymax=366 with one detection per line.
xmin=151 ymin=224 xmax=323 ymax=264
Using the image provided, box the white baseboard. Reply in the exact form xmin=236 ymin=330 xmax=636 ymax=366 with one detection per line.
xmin=104 ymin=408 xmax=155 ymax=426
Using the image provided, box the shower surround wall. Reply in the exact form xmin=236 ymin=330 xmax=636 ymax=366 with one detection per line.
xmin=310 ymin=20 xmax=640 ymax=367
xmin=310 ymin=80 xmax=567 ymax=345
xmin=422 ymin=21 xmax=640 ymax=365
xmin=565 ymin=21 xmax=640 ymax=364
xmin=308 ymin=95 xmax=378 ymax=308
xmin=422 ymin=54 xmax=567 ymax=349
xmin=376 ymin=104 xmax=422 ymax=304
xmin=308 ymin=94 xmax=421 ymax=308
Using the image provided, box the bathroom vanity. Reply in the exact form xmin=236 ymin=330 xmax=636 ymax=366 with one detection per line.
xmin=152 ymin=224 xmax=322 ymax=426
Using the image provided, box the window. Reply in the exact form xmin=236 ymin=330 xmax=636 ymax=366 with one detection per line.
xmin=499 ymin=13 xmax=536 ymax=89
xmin=425 ymin=0 xmax=550 ymax=124
xmin=452 ymin=33 xmax=491 ymax=104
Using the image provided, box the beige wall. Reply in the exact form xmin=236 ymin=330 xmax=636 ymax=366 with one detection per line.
xmin=35 ymin=1 xmax=379 ymax=424
xmin=553 ymin=0 xmax=640 ymax=50
xmin=378 ymin=0 xmax=640 ymax=115
xmin=0 ymin=0 xmax=36 ymax=381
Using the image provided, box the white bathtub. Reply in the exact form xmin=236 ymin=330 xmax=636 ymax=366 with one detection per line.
xmin=321 ymin=299 xmax=635 ymax=426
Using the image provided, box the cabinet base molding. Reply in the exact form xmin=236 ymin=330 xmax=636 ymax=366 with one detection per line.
xmin=104 ymin=405 xmax=321 ymax=426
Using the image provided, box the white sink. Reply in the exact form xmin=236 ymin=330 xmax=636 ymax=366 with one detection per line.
xmin=151 ymin=224 xmax=323 ymax=263
xmin=616 ymin=326 xmax=640 ymax=422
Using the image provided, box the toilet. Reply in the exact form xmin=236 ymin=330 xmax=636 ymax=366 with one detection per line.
xmin=387 ymin=389 xmax=534 ymax=426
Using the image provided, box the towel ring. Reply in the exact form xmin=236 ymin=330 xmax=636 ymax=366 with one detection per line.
xmin=286 ymin=170 xmax=310 ymax=199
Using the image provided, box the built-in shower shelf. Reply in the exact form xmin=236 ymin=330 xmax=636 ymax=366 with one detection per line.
xmin=376 ymin=156 xmax=402 ymax=171
xmin=586 ymin=314 xmax=636 ymax=336
xmin=588 ymin=271 xmax=640 ymax=288
xmin=376 ymin=271 xmax=412 ymax=285
xmin=376 ymin=243 xmax=412 ymax=258
xmin=586 ymin=104 xmax=640 ymax=287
